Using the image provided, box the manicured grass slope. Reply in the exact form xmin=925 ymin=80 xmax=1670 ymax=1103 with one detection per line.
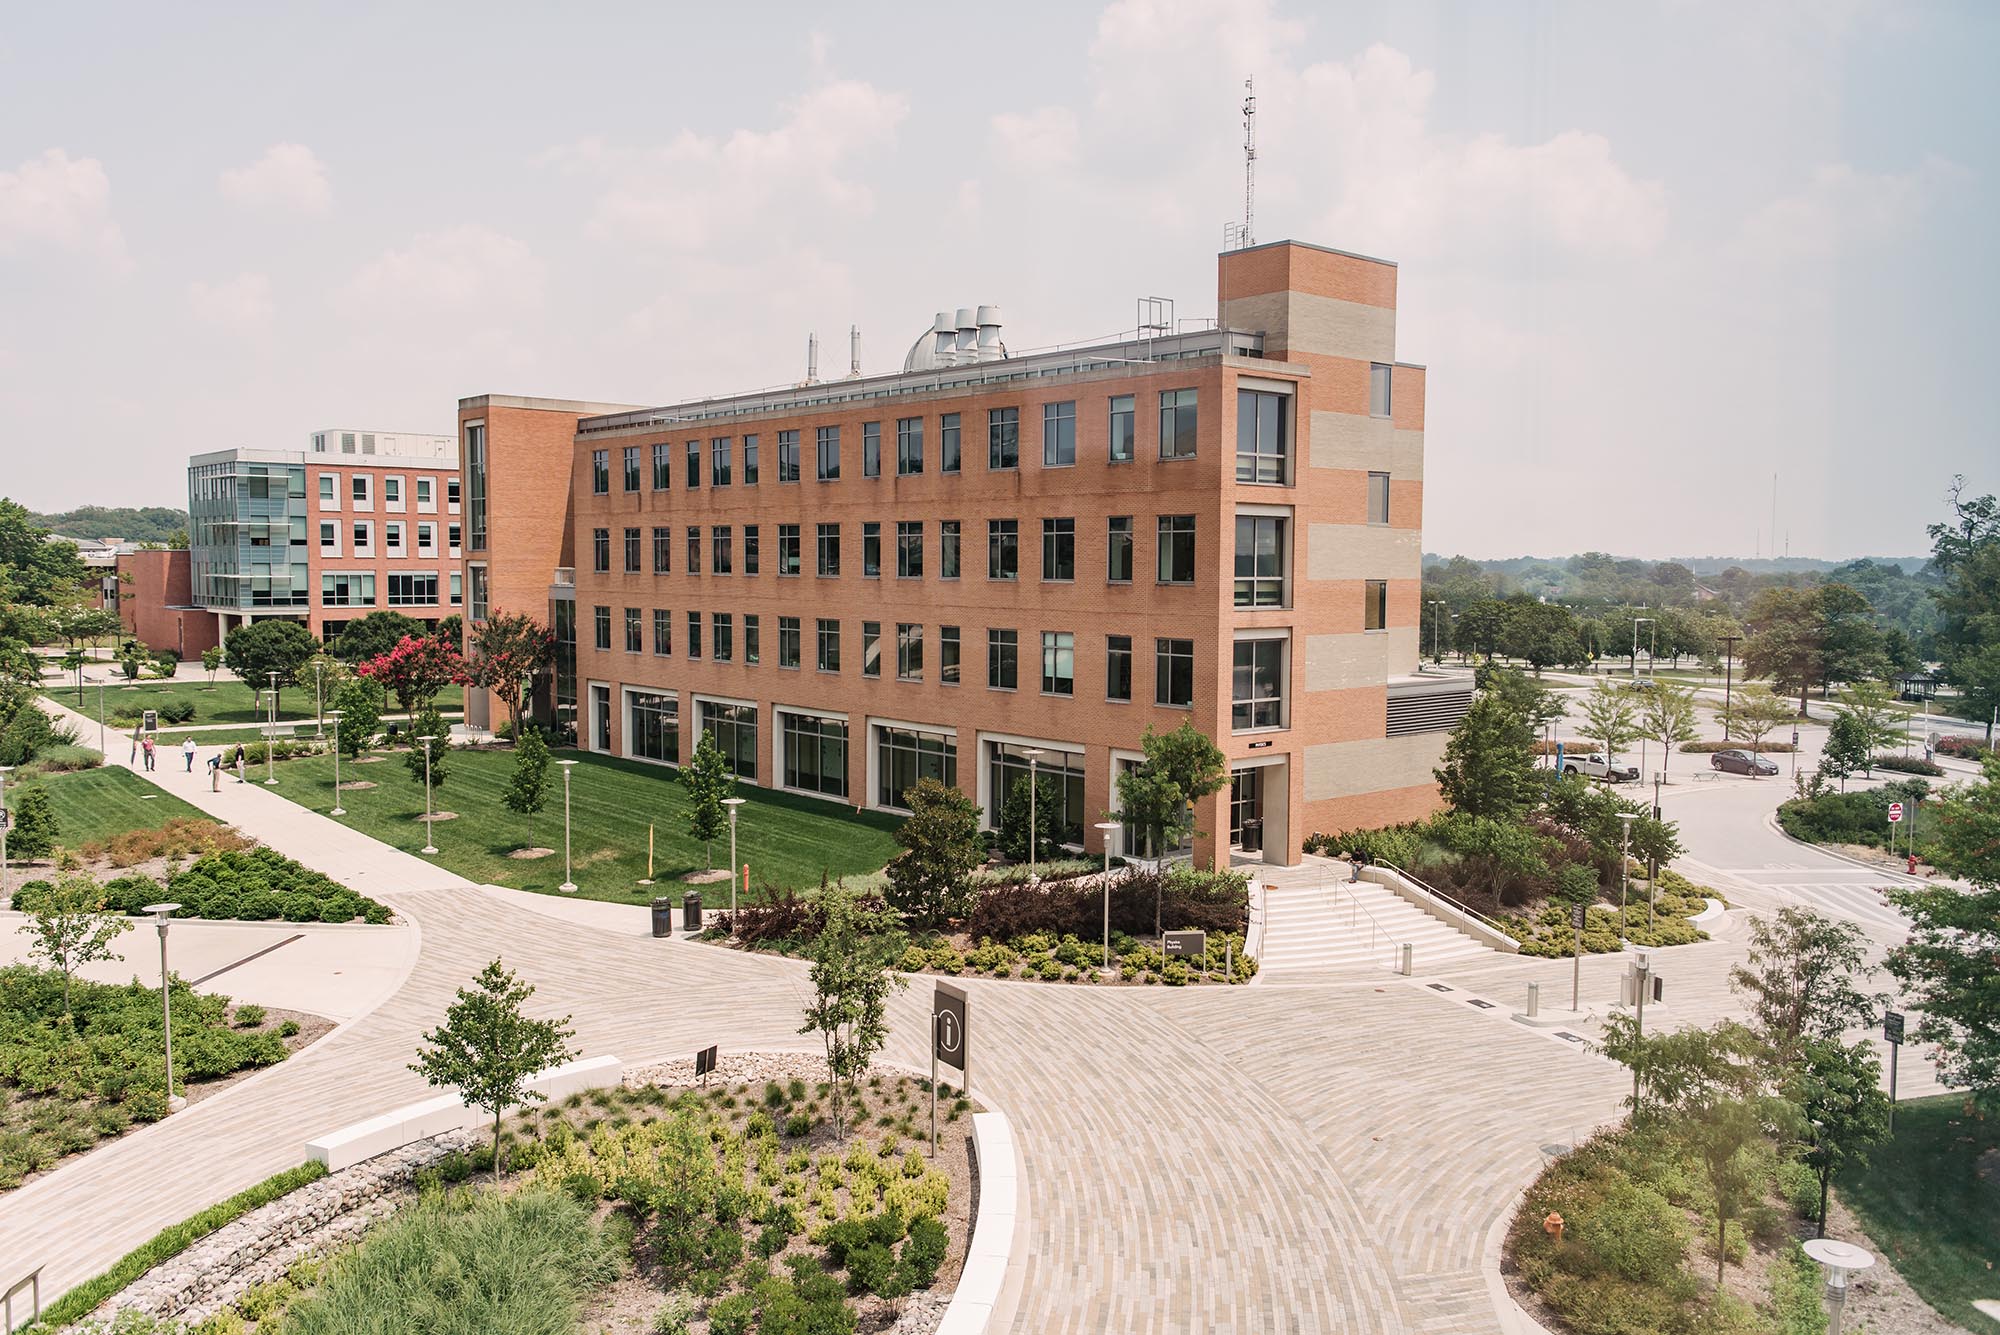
xmin=1839 ymin=1094 xmax=2000 ymax=1333
xmin=10 ymin=766 xmax=210 ymax=846
xmin=265 ymin=747 xmax=902 ymax=903
xmin=44 ymin=678 xmax=463 ymax=726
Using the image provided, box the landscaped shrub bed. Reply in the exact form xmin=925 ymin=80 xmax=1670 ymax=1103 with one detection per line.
xmin=1869 ymin=754 xmax=1945 ymax=777
xmin=962 ymin=865 xmax=1250 ymax=941
xmin=901 ymin=926 xmax=1256 ymax=985
xmin=79 ymin=817 xmax=250 ymax=868
xmin=1678 ymin=740 xmax=1795 ymax=753
xmin=1498 ymin=868 xmax=1711 ymax=958
xmin=0 ymin=966 xmax=291 ymax=1190
xmin=91 ymin=848 xmax=391 ymax=923
xmin=1777 ymin=781 xmax=1936 ymax=856
xmin=1933 ymin=734 xmax=1989 ymax=762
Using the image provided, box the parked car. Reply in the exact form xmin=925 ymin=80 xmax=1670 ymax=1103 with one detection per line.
xmin=1710 ymin=749 xmax=1779 ymax=777
xmin=1561 ymin=752 xmax=1640 ymax=782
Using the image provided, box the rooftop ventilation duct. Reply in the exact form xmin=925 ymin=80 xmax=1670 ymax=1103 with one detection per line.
xmin=975 ymin=305 xmax=1003 ymax=362
xmin=933 ymin=312 xmax=956 ymax=366
xmin=953 ymin=307 xmax=977 ymax=365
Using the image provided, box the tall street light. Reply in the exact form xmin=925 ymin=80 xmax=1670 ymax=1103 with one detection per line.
xmin=724 ymin=795 xmax=747 ymax=918
xmin=416 ymin=734 xmax=439 ymax=855
xmin=327 ymin=709 xmax=346 ymax=817
xmin=1719 ymin=633 xmax=1742 ymax=728
xmin=1427 ymin=599 xmax=1448 ymax=664
xmin=93 ymin=673 xmax=106 ymax=757
xmin=313 ymin=661 xmax=325 ymax=738
xmin=1616 ymin=811 xmax=1639 ymax=943
xmin=1094 ymin=820 xmax=1122 ymax=973
xmin=140 ymin=901 xmax=187 ymax=1112
xmin=1022 ymin=748 xmax=1044 ymax=880
xmin=264 ymin=670 xmax=280 ymax=785
xmin=557 ymin=759 xmax=579 ymax=892
xmin=0 ymin=765 xmax=13 ymax=906
xmin=1630 ymin=616 xmax=1656 ymax=680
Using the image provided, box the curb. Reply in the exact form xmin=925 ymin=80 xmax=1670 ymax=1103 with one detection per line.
xmin=1761 ymin=815 xmax=1934 ymax=887
xmin=1688 ymin=898 xmax=1727 ymax=927
xmin=938 ymin=1107 xmax=1021 ymax=1335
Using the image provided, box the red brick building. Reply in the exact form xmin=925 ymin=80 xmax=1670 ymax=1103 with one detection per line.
xmin=461 ymin=241 xmax=1464 ymax=865
xmin=112 ymin=548 xmax=220 ymax=659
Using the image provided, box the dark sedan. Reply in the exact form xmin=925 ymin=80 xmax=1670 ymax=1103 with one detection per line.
xmin=1711 ymin=749 xmax=1779 ymax=776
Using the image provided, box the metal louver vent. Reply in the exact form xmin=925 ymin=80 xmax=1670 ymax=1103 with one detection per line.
xmin=1386 ymin=687 xmax=1472 ymax=737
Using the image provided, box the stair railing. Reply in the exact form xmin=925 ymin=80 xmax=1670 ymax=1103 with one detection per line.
xmin=1323 ymin=866 xmax=1410 ymax=973
xmin=1371 ymin=860 xmax=1513 ymax=936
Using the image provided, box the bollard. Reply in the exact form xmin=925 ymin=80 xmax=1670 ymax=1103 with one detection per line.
xmin=1527 ymin=981 xmax=1540 ymax=1017
xmin=1399 ymin=943 xmax=1413 ymax=976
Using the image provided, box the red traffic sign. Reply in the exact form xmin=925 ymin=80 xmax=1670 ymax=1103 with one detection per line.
xmin=1887 ymin=802 xmax=1904 ymax=824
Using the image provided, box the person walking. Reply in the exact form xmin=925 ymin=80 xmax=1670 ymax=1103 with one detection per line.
xmin=233 ymin=742 xmax=246 ymax=784
xmin=182 ymin=737 xmax=197 ymax=772
xmin=141 ymin=735 xmax=156 ymax=772
xmin=208 ymin=752 xmax=222 ymax=792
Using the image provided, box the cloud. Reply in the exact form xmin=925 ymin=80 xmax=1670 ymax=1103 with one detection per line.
xmin=990 ymin=108 xmax=1079 ymax=171
xmin=338 ymin=224 xmax=544 ymax=321
xmin=219 ymin=143 xmax=332 ymax=214
xmin=0 ymin=148 xmax=129 ymax=269
xmin=187 ymin=272 xmax=275 ymax=332
xmin=1737 ymin=155 xmax=1964 ymax=261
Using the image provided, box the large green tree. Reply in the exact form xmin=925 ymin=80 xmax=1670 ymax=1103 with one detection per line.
xmin=1636 ymin=682 xmax=1699 ymax=779
xmin=1114 ymin=720 xmax=1226 ymax=862
xmin=1831 ymin=680 xmax=1906 ymax=775
xmin=223 ymin=619 xmax=318 ymax=713
xmin=1498 ymin=599 xmax=1586 ymax=674
xmin=331 ymin=610 xmax=423 ymax=663
xmin=1743 ymin=583 xmax=1888 ymax=717
xmin=327 ymin=677 xmax=384 ymax=758
xmin=466 ymin=611 xmax=555 ymax=738
xmin=1727 ymin=906 xmax=1882 ymax=1063
xmin=1786 ymin=1037 xmax=1890 ymax=1237
xmin=17 ymin=872 xmax=132 ymax=1018
xmin=1928 ymin=480 xmax=2000 ymax=740
xmin=410 ymin=959 xmax=575 ymax=1179
xmin=1434 ymin=691 xmax=1536 ymax=820
xmin=1577 ymin=681 xmax=1639 ymax=768
xmin=0 ymin=499 xmax=88 ymax=606
xmin=884 ymin=777 xmax=985 ymax=928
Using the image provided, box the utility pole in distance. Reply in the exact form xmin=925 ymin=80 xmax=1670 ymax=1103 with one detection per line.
xmin=1719 ymin=633 xmax=1743 ymax=735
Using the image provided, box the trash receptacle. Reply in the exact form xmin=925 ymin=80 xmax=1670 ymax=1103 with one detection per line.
xmin=651 ymin=896 xmax=675 ymax=939
xmin=682 ymin=890 xmax=703 ymax=934
xmin=1240 ymin=818 xmax=1263 ymax=854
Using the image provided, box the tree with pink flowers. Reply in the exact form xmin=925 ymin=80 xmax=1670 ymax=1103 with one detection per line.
xmin=355 ymin=634 xmax=468 ymax=718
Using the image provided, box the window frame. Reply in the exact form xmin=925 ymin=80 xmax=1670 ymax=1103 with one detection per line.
xmin=1157 ymin=514 xmax=1197 ymax=585
xmin=1159 ymin=388 xmax=1198 ymax=460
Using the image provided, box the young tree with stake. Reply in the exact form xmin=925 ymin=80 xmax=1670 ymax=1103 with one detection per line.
xmin=1637 ymin=682 xmax=1699 ymax=779
xmin=19 ymin=872 xmax=133 ymax=1018
xmin=502 ymin=724 xmax=552 ymax=840
xmin=799 ymin=883 xmax=906 ymax=1142
xmin=680 ymin=730 xmax=734 ymax=870
xmin=410 ymin=959 xmax=574 ymax=1180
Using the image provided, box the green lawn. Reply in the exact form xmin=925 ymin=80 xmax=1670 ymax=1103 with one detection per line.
xmin=1839 ymin=1093 xmax=2000 ymax=1333
xmin=42 ymin=678 xmax=464 ymax=727
xmin=5 ymin=766 xmax=212 ymax=848
xmin=262 ymin=746 xmax=903 ymax=904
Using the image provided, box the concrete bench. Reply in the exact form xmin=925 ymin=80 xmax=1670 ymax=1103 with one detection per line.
xmin=306 ymin=1055 xmax=622 ymax=1171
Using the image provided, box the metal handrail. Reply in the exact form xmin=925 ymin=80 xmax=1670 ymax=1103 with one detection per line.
xmin=3 ymin=1265 xmax=41 ymax=1333
xmin=1372 ymin=860 xmax=1514 ymax=935
xmin=1324 ymin=868 xmax=1409 ymax=972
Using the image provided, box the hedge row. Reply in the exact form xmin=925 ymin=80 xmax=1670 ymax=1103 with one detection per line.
xmin=1679 ymin=740 xmax=1796 ymax=753
xmin=90 ymin=847 xmax=390 ymax=923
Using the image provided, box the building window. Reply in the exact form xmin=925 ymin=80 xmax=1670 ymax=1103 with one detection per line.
xmin=1365 ymin=579 xmax=1389 ymax=631
xmin=416 ymin=477 xmax=432 ymax=506
xmin=385 ymin=477 xmax=402 ymax=506
xmin=816 ymin=618 xmax=841 ymax=673
xmin=624 ymin=607 xmax=643 ymax=653
xmin=712 ymin=525 xmax=733 ymax=575
xmin=1042 ymin=400 xmax=1077 ymax=467
xmin=319 ymin=474 xmax=336 ymax=504
xmin=448 ymin=475 xmax=463 ymax=510
xmin=778 ymin=616 xmax=801 ymax=669
xmin=629 ymin=691 xmax=678 ymax=763
xmin=896 ymin=417 xmax=923 ymax=475
xmin=385 ymin=522 xmax=403 ymax=553
xmin=417 ymin=521 xmax=435 ymax=554
xmin=623 ymin=446 xmax=641 ymax=492
xmin=816 ymin=425 xmax=840 ymax=481
xmin=684 ymin=439 xmax=700 ymax=489
xmin=778 ymin=430 xmax=800 ymax=483
xmin=778 ymin=524 xmax=802 ymax=576
xmin=861 ymin=621 xmax=881 ymax=678
xmin=591 ymin=528 xmax=609 ymax=573
xmin=593 ymin=605 xmax=611 ymax=651
xmin=591 ymin=450 xmax=609 ymax=495
xmin=700 ymin=701 xmax=758 ymax=780
xmin=987 ymin=407 xmax=1019 ymax=470
xmin=653 ymin=526 xmax=671 ymax=574
xmin=713 ymin=612 xmax=733 ymax=662
xmin=322 ymin=573 xmax=376 ymax=607
xmin=1155 ymin=637 xmax=1194 ymax=707
xmin=1370 ymin=363 xmax=1393 ymax=418
xmin=876 ymin=726 xmax=955 ymax=811
xmin=816 ymin=523 xmax=840 ymax=577
xmin=987 ymin=519 xmax=1018 ymax=581
xmin=1107 ymin=635 xmax=1133 ymax=701
xmin=897 ymin=623 xmax=923 ymax=681
xmin=1236 ymin=389 xmax=1291 ymax=484
xmin=743 ymin=525 xmax=760 ymax=576
xmin=449 ymin=572 xmax=462 ymax=606
xmin=1041 ymin=631 xmax=1074 ymax=696
xmin=1041 ymin=518 xmax=1075 ymax=582
xmin=387 ymin=573 xmax=439 ymax=606
xmin=862 ymin=422 xmax=881 ymax=478
xmin=896 ymin=521 xmax=923 ymax=578
xmin=1108 ymin=394 xmax=1135 ymax=463
xmin=624 ymin=527 xmax=642 ymax=574
xmin=710 ymin=437 xmax=731 ymax=487
xmin=940 ymin=625 xmax=960 ymax=685
xmin=1233 ymin=637 xmax=1287 ymax=731
xmin=652 ymin=442 xmax=671 ymax=490
xmin=686 ymin=526 xmax=701 ymax=575
xmin=653 ymin=608 xmax=672 ymax=656
xmin=940 ymin=413 xmax=961 ymax=473
xmin=743 ymin=434 xmax=760 ymax=484
xmin=939 ymin=521 xmax=961 ymax=579
xmin=1107 ymin=516 xmax=1133 ymax=583
xmin=687 ymin=610 xmax=702 ymax=658
xmin=1233 ymin=515 xmax=1287 ymax=608
xmin=449 ymin=522 xmax=462 ymax=553
xmin=467 ymin=565 xmax=487 ymax=620
xmin=1368 ymin=471 xmax=1391 ymax=524
xmin=745 ymin=614 xmax=760 ymax=664
xmin=862 ymin=522 xmax=881 ymax=578
xmin=319 ymin=521 xmax=337 ymax=552
xmin=783 ymin=713 xmax=848 ymax=797
xmin=352 ymin=475 xmax=371 ymax=504
xmin=1159 ymin=388 xmax=1198 ymax=459
xmin=988 ymin=628 xmax=1018 ymax=690
xmin=988 ymin=744 xmax=1083 ymax=845
xmin=1158 ymin=515 xmax=1196 ymax=584
xmin=465 ymin=423 xmax=487 ymax=550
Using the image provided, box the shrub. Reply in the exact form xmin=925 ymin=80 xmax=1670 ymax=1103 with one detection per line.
xmin=1679 ymin=739 xmax=1794 ymax=753
xmin=157 ymin=699 xmax=197 ymax=725
xmin=1871 ymin=754 xmax=1944 ymax=776
xmin=1934 ymin=734 xmax=1989 ymax=761
xmin=1580 ymin=1180 xmax=1687 ymax=1284
xmin=160 ymin=847 xmax=388 ymax=923
xmin=706 ymin=1293 xmax=756 ymax=1335
xmin=23 ymin=745 xmax=102 ymax=774
xmin=233 ymin=1003 xmax=267 ymax=1028
xmin=900 ymin=1214 xmax=948 ymax=1288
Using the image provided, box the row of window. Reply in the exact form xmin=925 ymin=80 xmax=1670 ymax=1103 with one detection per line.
xmin=322 ymin=571 xmax=461 ymax=608
xmin=318 ymin=520 xmax=458 ymax=558
xmin=315 ymin=473 xmax=460 ymax=512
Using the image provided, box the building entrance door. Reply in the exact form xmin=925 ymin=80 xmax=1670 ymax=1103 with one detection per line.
xmin=1229 ymin=766 xmax=1265 ymax=852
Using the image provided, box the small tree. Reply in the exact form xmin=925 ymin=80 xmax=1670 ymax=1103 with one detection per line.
xmin=681 ymin=730 xmax=734 ymax=869
xmin=467 ymin=611 xmax=556 ymax=739
xmin=884 ymin=777 xmax=984 ymax=928
xmin=1832 ymin=680 xmax=1905 ymax=776
xmin=200 ymin=645 xmax=222 ymax=685
xmin=60 ymin=647 xmax=88 ymax=704
xmin=410 ymin=959 xmax=574 ymax=1180
xmin=502 ymin=725 xmax=552 ymax=837
xmin=798 ymin=883 xmax=906 ymax=1142
xmin=1786 ymin=1037 xmax=1889 ymax=1237
xmin=1578 ymin=680 xmax=1639 ymax=768
xmin=1727 ymin=906 xmax=1882 ymax=1063
xmin=1435 ymin=691 xmax=1536 ymax=819
xmin=18 ymin=872 xmax=133 ymax=1017
xmin=1723 ymin=687 xmax=1795 ymax=763
xmin=327 ymin=677 xmax=384 ymax=758
xmin=1115 ymin=721 xmax=1226 ymax=861
xmin=998 ymin=773 xmax=1067 ymax=864
xmin=7 ymin=784 xmax=60 ymax=859
xmin=404 ymin=708 xmax=451 ymax=791
xmin=1637 ymin=682 xmax=1699 ymax=780
xmin=354 ymin=633 xmax=467 ymax=716
xmin=1820 ymin=714 xmax=1870 ymax=791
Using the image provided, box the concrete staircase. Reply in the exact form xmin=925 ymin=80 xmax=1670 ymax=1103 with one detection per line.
xmin=1256 ymin=872 xmax=1499 ymax=978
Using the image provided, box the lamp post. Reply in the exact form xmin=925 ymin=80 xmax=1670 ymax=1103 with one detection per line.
xmin=1616 ymin=811 xmax=1638 ymax=943
xmin=327 ymin=710 xmax=346 ymax=816
xmin=140 ymin=901 xmax=187 ymax=1112
xmin=1630 ymin=946 xmax=1653 ymax=1109
xmin=94 ymin=674 xmax=106 ymax=757
xmin=1802 ymin=1238 xmax=1875 ymax=1335
xmin=724 ymin=796 xmax=747 ymax=918
xmin=1427 ymin=599 xmax=1448 ymax=664
xmin=1630 ymin=616 xmax=1656 ymax=680
xmin=557 ymin=759 xmax=579 ymax=893
xmin=1094 ymin=820 xmax=1122 ymax=973
xmin=1021 ymin=747 xmax=1044 ymax=880
xmin=313 ymin=661 xmax=325 ymax=738
xmin=264 ymin=670 xmax=279 ymax=785
xmin=416 ymin=734 xmax=438 ymax=855
xmin=0 ymin=765 xmax=12 ymax=906
xmin=1719 ymin=633 xmax=1742 ymax=730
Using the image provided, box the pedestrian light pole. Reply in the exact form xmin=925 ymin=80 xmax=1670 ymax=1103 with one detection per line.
xmin=1630 ymin=616 xmax=1655 ymax=681
xmin=264 ymin=671 xmax=280 ymax=785
xmin=557 ymin=759 xmax=579 ymax=893
xmin=416 ymin=734 xmax=439 ymax=855
xmin=1022 ymin=748 xmax=1044 ymax=881
xmin=1427 ymin=599 xmax=1449 ymax=664
xmin=1802 ymin=1239 xmax=1874 ymax=1335
xmin=1094 ymin=821 xmax=1123 ymax=973
xmin=140 ymin=901 xmax=186 ymax=1111
xmin=1617 ymin=811 xmax=1639 ymax=943
xmin=327 ymin=710 xmax=346 ymax=816
xmin=0 ymin=765 xmax=12 ymax=906
xmin=724 ymin=796 xmax=747 ymax=918
xmin=94 ymin=674 xmax=107 ymax=756
xmin=313 ymin=661 xmax=325 ymax=738
xmin=1719 ymin=633 xmax=1742 ymax=729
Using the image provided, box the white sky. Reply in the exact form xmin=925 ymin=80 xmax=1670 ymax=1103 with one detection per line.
xmin=0 ymin=0 xmax=1991 ymax=559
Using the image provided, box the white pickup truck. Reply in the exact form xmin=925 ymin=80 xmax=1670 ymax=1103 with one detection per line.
xmin=1560 ymin=752 xmax=1640 ymax=782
